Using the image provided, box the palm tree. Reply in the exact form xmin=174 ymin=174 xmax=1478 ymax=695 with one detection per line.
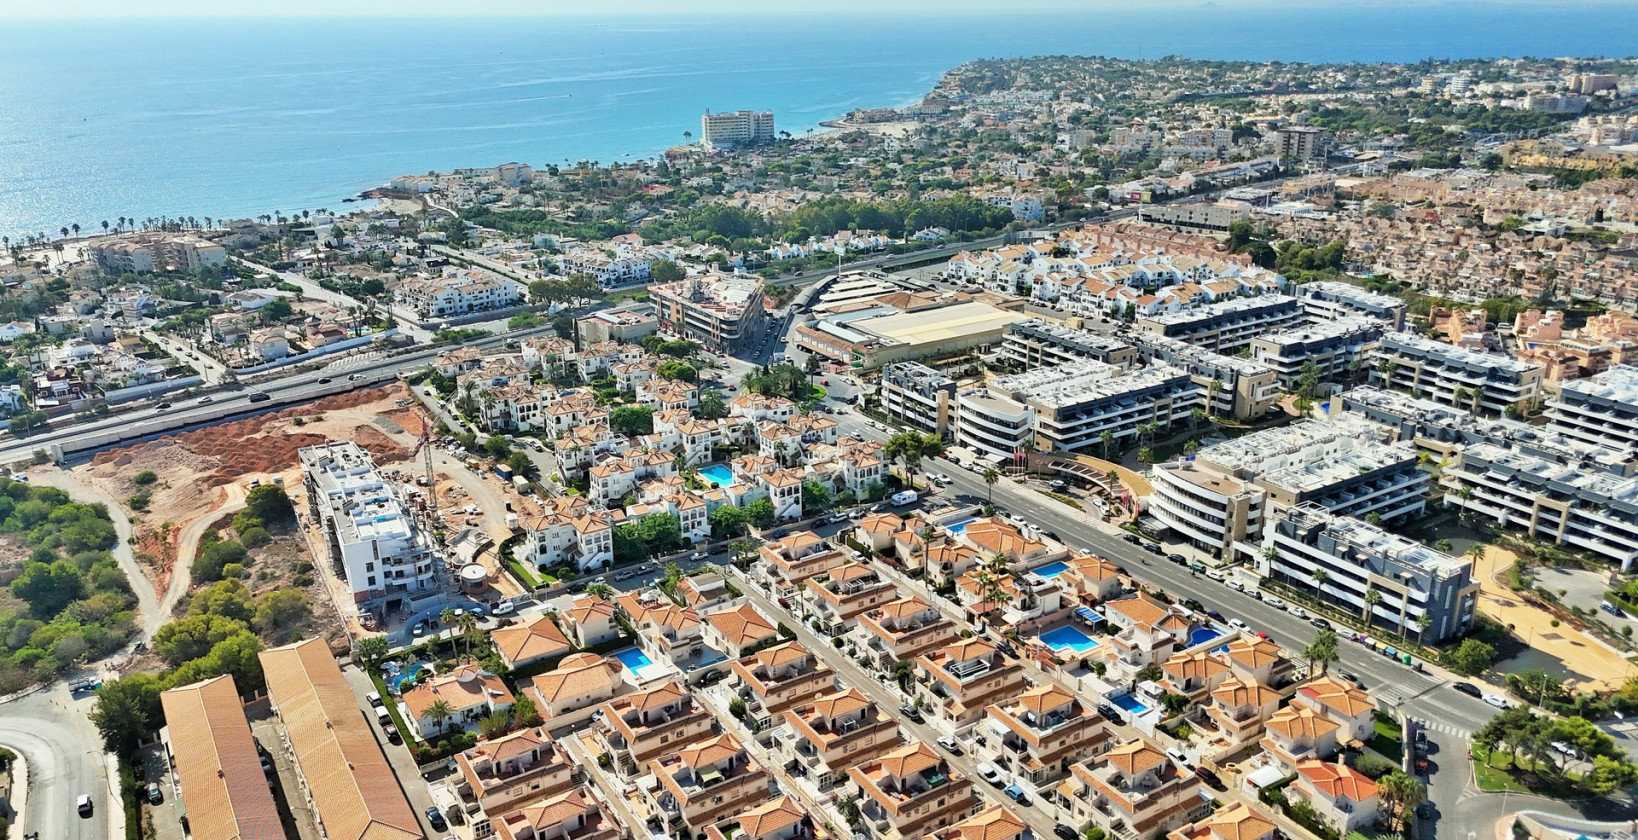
xmin=1312 ymin=568 xmax=1329 ymax=600
xmin=457 ymin=611 xmax=480 ymax=660
xmin=100 ymin=220 xmax=109 ymax=234
xmin=1206 ymin=379 xmax=1223 ymax=418
xmin=1362 ymin=587 xmax=1381 ymax=626
xmin=426 ymin=699 xmax=456 ymax=735
xmin=986 ymin=551 xmax=1009 ymax=576
xmin=1100 ymin=430 xmax=1115 ymax=460
xmin=982 ymin=466 xmax=1000 ymax=502
xmin=1415 ymin=614 xmax=1433 ymax=647
xmin=587 ymin=582 xmax=615 ymax=599
xmin=1302 ymin=629 xmax=1339 ymax=675
xmin=439 ymin=607 xmax=456 ymax=642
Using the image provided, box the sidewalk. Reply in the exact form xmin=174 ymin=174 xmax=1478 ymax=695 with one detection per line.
xmin=1472 ymin=544 xmax=1634 ymax=691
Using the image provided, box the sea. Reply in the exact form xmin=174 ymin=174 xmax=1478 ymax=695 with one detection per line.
xmin=3 ymin=3 xmax=1638 ymax=239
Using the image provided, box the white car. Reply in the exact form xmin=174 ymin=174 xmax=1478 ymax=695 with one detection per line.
xmin=1483 ymin=694 xmax=1511 ymax=710
xmin=1228 ymin=618 xmax=1250 ymax=631
xmin=1262 ymin=596 xmax=1287 ymax=610
xmin=1205 ymin=568 xmax=1226 ymax=582
xmin=1288 ymin=606 xmax=1309 ymax=620
xmin=1225 ymin=580 xmax=1245 ymax=592
xmin=936 ymin=735 xmax=962 ymax=754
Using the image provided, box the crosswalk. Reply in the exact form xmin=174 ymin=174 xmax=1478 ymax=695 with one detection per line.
xmin=1408 ymin=717 xmax=1473 ymax=740
xmin=324 ymin=350 xmax=386 ymax=372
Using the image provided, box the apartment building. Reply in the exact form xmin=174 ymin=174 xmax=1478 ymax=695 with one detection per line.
xmin=1137 ymin=201 xmax=1252 ymax=232
xmin=1276 ymin=126 xmax=1328 ymax=160
xmin=761 ymin=530 xmax=849 ymax=589
xmin=1545 ymin=365 xmax=1638 ymax=452
xmin=856 ymin=596 xmax=962 ymax=669
xmin=1336 ymin=385 xmax=1637 ymax=466
xmin=449 ymin=727 xmax=576 ymax=825
xmin=701 ymin=109 xmax=776 ymax=149
xmin=517 ymin=496 xmax=615 ymax=574
xmin=394 ymin=268 xmax=523 ymax=318
xmin=1056 ymin=742 xmax=1206 ymax=839
xmin=960 ymin=359 xmax=1202 ymax=457
xmin=1296 ymin=281 xmax=1406 ymax=330
xmin=981 ymin=685 xmax=1113 ymax=787
xmin=90 ymin=233 xmax=227 ymax=274
xmin=649 ymin=273 xmax=768 ymax=352
xmin=645 ymin=733 xmax=774 ymax=838
xmin=730 ymin=641 xmax=838 ymax=727
xmin=259 ymin=639 xmax=423 ymax=840
xmin=1369 ymin=332 xmax=1544 ymax=415
xmin=1250 ymin=316 xmax=1387 ymax=389
xmin=778 ymin=688 xmax=905 ymax=789
xmin=1150 ymin=416 xmax=1428 ymax=556
xmin=1132 ymin=333 xmax=1279 ymax=420
xmin=848 ymin=742 xmax=978 ymax=840
xmin=1136 ymin=295 xmax=1305 ymax=355
xmin=915 ymin=638 xmax=1031 ymax=732
xmin=298 ymin=441 xmax=438 ymax=607
xmin=880 ymin=362 xmax=958 ymax=436
xmin=595 ymin=681 xmax=715 ymax=774
xmin=158 ymin=676 xmax=283 ymax=840
xmin=1259 ymin=505 xmax=1479 ymax=642
xmin=577 ymin=309 xmax=661 ymax=345
xmin=802 ymin=562 xmax=900 ymax=632
xmin=619 ymin=591 xmax=706 ymax=666
xmin=1441 ymin=441 xmax=1638 ymax=571
xmin=1002 ymin=319 xmax=1140 ymax=370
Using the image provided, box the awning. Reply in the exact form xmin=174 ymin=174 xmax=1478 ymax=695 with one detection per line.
xmin=1076 ymin=607 xmax=1104 ymax=624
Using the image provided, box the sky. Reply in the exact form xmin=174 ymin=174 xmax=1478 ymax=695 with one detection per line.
xmin=0 ymin=0 xmax=1597 ymax=19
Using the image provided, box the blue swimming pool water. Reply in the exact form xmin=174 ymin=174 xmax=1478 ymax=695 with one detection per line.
xmin=945 ymin=517 xmax=977 ymax=535
xmin=613 ymin=648 xmax=656 ymax=672
xmin=1111 ymin=694 xmax=1150 ymax=716
xmin=700 ymin=465 xmax=735 ymax=487
xmin=1040 ymin=625 xmax=1100 ymax=655
xmin=1189 ymin=628 xmax=1226 ymax=648
xmin=385 ymin=663 xmax=431 ymax=695
xmin=1034 ymin=561 xmax=1069 ymax=578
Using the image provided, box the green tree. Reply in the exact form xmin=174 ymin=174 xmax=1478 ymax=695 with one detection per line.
xmin=152 ymin=613 xmax=250 ymax=666
xmin=512 ymin=695 xmax=542 ymax=727
xmin=1447 ymin=638 xmax=1496 ymax=676
xmin=479 ymin=709 xmax=512 ymax=737
xmin=187 ymin=579 xmax=254 ymax=622
xmin=1377 ymin=772 xmax=1426 ymax=830
xmin=1301 ymin=629 xmax=1339 ymax=675
xmin=91 ymin=673 xmax=165 ymax=758
xmin=426 ymin=699 xmax=456 ymax=734
xmin=608 ymin=406 xmax=655 ymax=437
xmin=649 ymin=260 xmax=686 ymax=284
xmin=801 ymin=481 xmax=834 ymax=514
xmin=982 ymin=466 xmax=1000 ymax=502
xmin=9 ymin=560 xmax=84 ymax=617
xmin=710 ymin=504 xmax=749 ymax=538
xmin=354 ymin=635 xmax=390 ymax=669
xmin=744 ymin=499 xmax=776 ymax=528
xmin=252 ymin=589 xmax=309 ymax=640
xmin=586 ymin=582 xmax=616 ymax=599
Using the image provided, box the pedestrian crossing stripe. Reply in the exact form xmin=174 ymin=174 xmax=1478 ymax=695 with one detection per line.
xmin=1408 ymin=718 xmax=1472 ymax=739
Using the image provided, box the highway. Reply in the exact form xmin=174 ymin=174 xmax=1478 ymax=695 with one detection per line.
xmin=0 ymin=326 xmax=557 ymax=466
xmin=0 ymin=685 xmax=115 ymax=840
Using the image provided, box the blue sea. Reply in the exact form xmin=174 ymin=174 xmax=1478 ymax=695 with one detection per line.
xmin=2 ymin=4 xmax=1637 ymax=238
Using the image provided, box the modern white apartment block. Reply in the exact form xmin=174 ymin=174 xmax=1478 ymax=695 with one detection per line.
xmin=880 ymin=362 xmax=957 ymax=436
xmin=1369 ymin=332 xmax=1543 ymax=416
xmin=1136 ymin=295 xmax=1305 ymax=355
xmin=1250 ymin=316 xmax=1388 ymax=389
xmin=1150 ymin=416 xmax=1427 ymax=557
xmin=1296 ymin=281 xmax=1406 ymax=330
xmin=1259 ymin=505 xmax=1478 ymax=642
xmin=649 ymin=273 xmax=768 ymax=352
xmin=1546 ymin=365 xmax=1638 ymax=453
xmin=1132 ymin=333 xmax=1280 ymax=420
xmin=1441 ymin=442 xmax=1638 ymax=571
xmin=1336 ymin=385 xmax=1637 ymax=466
xmin=957 ymin=359 xmax=1202 ymax=458
xmin=1002 ymin=320 xmax=1140 ymax=371
xmin=700 ymin=109 xmax=775 ymax=150
xmin=299 ymin=441 xmax=438 ymax=606
xmin=393 ymin=268 xmax=523 ymax=319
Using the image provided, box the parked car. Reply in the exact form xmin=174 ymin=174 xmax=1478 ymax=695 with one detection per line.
xmin=1194 ymin=766 xmax=1226 ymax=790
xmin=1142 ymin=543 xmax=1163 ymax=555
xmin=1288 ymin=606 xmax=1309 ymax=620
xmin=1205 ymin=568 xmax=1226 ymax=582
xmin=1309 ymin=616 xmax=1331 ymax=630
xmin=1096 ymin=702 xmax=1123 ymax=723
xmin=1054 ymin=826 xmax=1079 ymax=840
xmin=1003 ymin=784 xmax=1030 ymax=806
xmin=146 ymin=784 xmax=163 ymax=805
xmin=260 ymin=754 xmax=275 ymax=775
xmin=1262 ymin=596 xmax=1287 ymax=610
xmin=1483 ymin=694 xmax=1511 ymax=709
xmin=1228 ymin=618 xmax=1250 ymax=631
xmin=1452 ymin=682 xmax=1483 ymax=698
xmin=1122 ymin=533 xmax=1142 ymax=545
xmin=899 ymin=704 xmax=924 ymax=724
xmin=384 ymin=724 xmax=402 ymax=744
xmin=1204 ymin=609 xmax=1224 ymax=622
xmin=1225 ymin=580 xmax=1245 ymax=592
xmin=411 ymin=622 xmax=425 ymax=636
xmin=366 ymin=691 xmax=384 ymax=708
xmin=493 ymin=601 xmax=516 ymax=616
xmin=1167 ymin=553 xmax=1187 ymax=565
xmin=426 ymin=807 xmax=449 ymax=832
xmin=976 ymin=762 xmax=1005 ymax=787
xmin=936 ymin=735 xmax=962 ymax=754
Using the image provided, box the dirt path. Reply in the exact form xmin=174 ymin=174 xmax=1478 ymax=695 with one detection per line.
xmin=162 ymin=483 xmax=248 ymax=621
xmin=1473 ymin=544 xmax=1634 ymax=691
xmin=24 ymin=467 xmax=163 ymax=638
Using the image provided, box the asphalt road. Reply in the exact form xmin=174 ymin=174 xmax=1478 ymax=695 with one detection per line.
xmin=0 ymin=684 xmax=115 ymax=840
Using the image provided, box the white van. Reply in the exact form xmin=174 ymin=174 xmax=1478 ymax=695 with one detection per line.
xmin=890 ymin=490 xmax=919 ymax=506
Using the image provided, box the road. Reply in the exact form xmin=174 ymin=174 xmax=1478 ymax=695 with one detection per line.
xmin=0 ymin=685 xmax=115 ymax=840
xmin=0 ymin=325 xmax=559 ymax=466
xmin=231 ymin=256 xmax=433 ymax=344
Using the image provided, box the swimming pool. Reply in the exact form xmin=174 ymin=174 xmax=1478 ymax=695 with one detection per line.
xmin=384 ymin=662 xmax=432 ymax=695
xmin=699 ymin=465 xmax=735 ymax=487
xmin=613 ymin=648 xmax=655 ymax=672
xmin=1110 ymin=694 xmax=1150 ymax=716
xmin=944 ymin=517 xmax=977 ymax=535
xmin=1188 ymin=627 xmax=1226 ymax=648
xmin=1040 ymin=625 xmax=1100 ymax=656
xmin=1033 ymin=561 xmax=1069 ymax=579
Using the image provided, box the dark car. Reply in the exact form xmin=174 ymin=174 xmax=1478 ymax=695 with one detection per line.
xmin=900 ymin=704 xmax=924 ymax=724
xmin=145 ymin=784 xmax=163 ymax=805
xmin=1414 ymin=729 xmax=1428 ymax=745
xmin=383 ymin=724 xmax=402 ymax=744
xmin=1167 ymin=553 xmax=1187 ymax=565
xmin=1194 ymin=766 xmax=1225 ymax=790
xmin=1054 ymin=825 xmax=1079 ymax=840
xmin=1417 ymin=802 xmax=1434 ymax=820
xmin=1309 ymin=616 xmax=1331 ymax=630
xmin=1097 ymin=702 xmax=1123 ymax=723
xmin=1122 ymin=533 xmax=1142 ymax=545
xmin=1205 ymin=609 xmax=1224 ymax=622
xmin=425 ymin=807 xmax=448 ymax=832
xmin=1143 ymin=543 xmax=1163 ymax=555
xmin=318 ymin=377 xmax=333 ymax=384
xmin=1453 ymin=681 xmax=1483 ymax=698
xmin=1340 ymin=672 xmax=1361 ymax=686
xmin=996 ymin=641 xmax=1018 ymax=658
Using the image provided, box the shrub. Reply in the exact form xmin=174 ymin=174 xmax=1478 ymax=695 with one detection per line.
xmin=221 ymin=563 xmax=245 ymax=579
xmin=127 ymin=493 xmax=150 ymax=510
xmin=239 ymin=526 xmax=271 ymax=548
xmin=132 ymin=471 xmax=158 ymax=486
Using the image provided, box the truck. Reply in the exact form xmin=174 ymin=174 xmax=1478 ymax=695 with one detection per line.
xmin=890 ymin=490 xmax=919 ymax=506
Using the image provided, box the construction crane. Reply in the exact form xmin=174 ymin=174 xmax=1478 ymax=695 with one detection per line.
xmin=408 ymin=426 xmax=435 ymax=490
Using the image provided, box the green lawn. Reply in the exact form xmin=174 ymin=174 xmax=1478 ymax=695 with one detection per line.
xmin=1471 ymin=745 xmax=1591 ymax=799
xmin=1368 ymin=712 xmax=1403 ymax=762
